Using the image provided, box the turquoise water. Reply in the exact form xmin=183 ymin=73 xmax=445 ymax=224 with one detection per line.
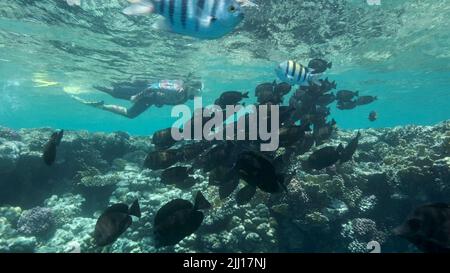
xmin=1 ymin=0 xmax=449 ymax=135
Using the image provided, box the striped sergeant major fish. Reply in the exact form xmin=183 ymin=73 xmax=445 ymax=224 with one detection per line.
xmin=123 ymin=0 xmax=256 ymax=39
xmin=275 ymin=60 xmax=323 ymax=87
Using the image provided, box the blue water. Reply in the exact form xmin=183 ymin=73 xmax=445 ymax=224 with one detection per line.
xmin=0 ymin=0 xmax=449 ymax=135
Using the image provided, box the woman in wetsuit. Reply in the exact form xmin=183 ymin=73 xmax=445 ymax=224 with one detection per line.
xmin=73 ymin=79 xmax=203 ymax=119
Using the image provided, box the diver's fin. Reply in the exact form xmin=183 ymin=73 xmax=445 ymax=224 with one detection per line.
xmin=71 ymin=95 xmax=105 ymax=107
xmin=129 ymin=199 xmax=141 ymax=218
xmin=123 ymin=0 xmax=154 ymax=16
xmin=236 ymin=184 xmax=257 ymax=205
xmin=194 ymin=191 xmax=212 ymax=210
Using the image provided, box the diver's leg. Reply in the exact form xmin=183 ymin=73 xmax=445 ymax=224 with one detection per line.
xmin=93 ymin=85 xmax=115 ymax=96
xmin=98 ymin=101 xmax=151 ymax=119
xmin=98 ymin=104 xmax=130 ymax=117
xmin=124 ymin=101 xmax=152 ymax=119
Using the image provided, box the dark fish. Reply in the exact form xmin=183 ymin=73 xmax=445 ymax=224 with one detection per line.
xmin=144 ymin=149 xmax=180 ymax=170
xmin=369 ymin=111 xmax=378 ymax=122
xmin=296 ymin=134 xmax=316 ymax=155
xmin=356 ymin=96 xmax=377 ymax=106
xmin=183 ymin=108 xmax=220 ymax=137
xmin=279 ymin=123 xmax=311 ymax=147
xmin=307 ymin=144 xmax=344 ymax=170
xmin=316 ymin=93 xmax=336 ymax=106
xmin=279 ymin=106 xmax=296 ymax=126
xmin=394 ymin=203 xmax=450 ymax=253
xmin=255 ymin=81 xmax=283 ymax=105
xmin=152 ymin=127 xmax=177 ymax=149
xmin=274 ymin=82 xmax=292 ymax=96
xmin=339 ymin=132 xmax=361 ymax=163
xmin=215 ymin=91 xmax=249 ymax=109
xmin=319 ymin=78 xmax=337 ymax=91
xmin=209 ymin=166 xmax=232 ymax=186
xmin=42 ymin=130 xmax=64 ymax=166
xmin=94 ymin=200 xmax=141 ymax=247
xmin=227 ymin=151 xmax=284 ymax=204
xmin=161 ymin=166 xmax=196 ymax=189
xmin=337 ymin=100 xmax=357 ymax=110
xmin=236 ymin=184 xmax=257 ymax=205
xmin=313 ymin=119 xmax=336 ymax=145
xmin=308 ymin=58 xmax=332 ymax=73
xmin=315 ymin=106 xmax=330 ymax=117
xmin=179 ymin=141 xmax=212 ymax=162
xmin=336 ymin=90 xmax=359 ymax=102
xmin=154 ymin=192 xmax=211 ymax=247
xmin=255 ymin=81 xmax=275 ymax=97
xmin=196 ymin=142 xmax=236 ymax=172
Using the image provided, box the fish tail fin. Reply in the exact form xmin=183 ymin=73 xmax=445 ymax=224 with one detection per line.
xmin=328 ymin=62 xmax=333 ymax=69
xmin=242 ymin=91 xmax=249 ymax=99
xmin=236 ymin=185 xmax=257 ymax=205
xmin=355 ymin=91 xmax=359 ymax=96
xmin=278 ymin=174 xmax=288 ymax=193
xmin=129 ymin=199 xmax=141 ymax=218
xmin=336 ymin=143 xmax=345 ymax=155
xmin=56 ymin=130 xmax=64 ymax=146
xmin=123 ymin=0 xmax=155 ymax=16
xmin=219 ymin=176 xmax=239 ymax=199
xmin=308 ymin=73 xmax=323 ymax=86
xmin=194 ymin=191 xmax=212 ymax=210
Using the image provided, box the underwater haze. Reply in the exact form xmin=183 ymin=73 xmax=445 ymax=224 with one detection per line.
xmin=0 ymin=0 xmax=450 ymax=254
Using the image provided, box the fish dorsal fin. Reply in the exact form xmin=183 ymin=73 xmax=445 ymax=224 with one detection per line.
xmin=104 ymin=203 xmax=129 ymax=214
xmin=194 ymin=191 xmax=212 ymax=210
xmin=154 ymin=199 xmax=193 ymax=225
xmin=129 ymin=199 xmax=141 ymax=218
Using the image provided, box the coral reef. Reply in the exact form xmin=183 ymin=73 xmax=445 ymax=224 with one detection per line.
xmin=0 ymin=121 xmax=449 ymax=252
xmin=16 ymin=207 xmax=54 ymax=237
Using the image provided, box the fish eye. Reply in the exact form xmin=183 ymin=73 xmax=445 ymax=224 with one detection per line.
xmin=228 ymin=5 xmax=236 ymax=12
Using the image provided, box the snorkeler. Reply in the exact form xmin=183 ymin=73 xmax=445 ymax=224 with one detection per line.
xmin=73 ymin=79 xmax=203 ymax=119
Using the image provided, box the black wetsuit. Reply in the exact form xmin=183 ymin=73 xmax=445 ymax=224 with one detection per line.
xmin=93 ymin=80 xmax=149 ymax=100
